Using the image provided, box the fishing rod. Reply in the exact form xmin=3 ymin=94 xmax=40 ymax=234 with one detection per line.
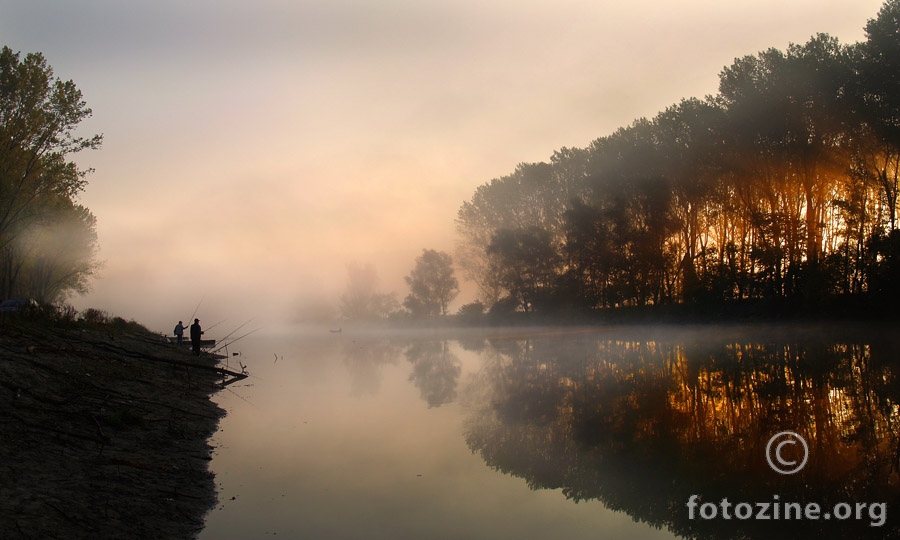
xmin=187 ymin=295 xmax=204 ymax=323
xmin=205 ymin=318 xmax=227 ymax=333
xmin=215 ymin=318 xmax=254 ymax=345
xmin=211 ymin=327 xmax=261 ymax=354
xmin=223 ymin=386 xmax=255 ymax=406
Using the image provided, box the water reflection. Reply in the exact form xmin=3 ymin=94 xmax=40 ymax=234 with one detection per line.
xmin=203 ymin=331 xmax=669 ymax=540
xmin=462 ymin=325 xmax=900 ymax=539
xmin=340 ymin=338 xmax=401 ymax=395
xmin=203 ymin=326 xmax=900 ymax=539
xmin=405 ymin=341 xmax=461 ymax=408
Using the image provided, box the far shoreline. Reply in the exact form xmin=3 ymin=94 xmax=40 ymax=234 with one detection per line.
xmin=326 ymin=294 xmax=900 ymax=333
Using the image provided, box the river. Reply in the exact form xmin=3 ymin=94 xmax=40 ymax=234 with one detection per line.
xmin=198 ymin=323 xmax=900 ymax=539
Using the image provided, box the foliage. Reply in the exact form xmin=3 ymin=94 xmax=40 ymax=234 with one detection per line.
xmin=457 ymin=300 xmax=485 ymax=318
xmin=2 ymin=302 xmax=149 ymax=334
xmin=0 ymin=46 xmax=102 ymax=303
xmin=403 ymin=249 xmax=459 ymax=317
xmin=455 ymin=156 xmax=586 ymax=304
xmin=487 ymin=227 xmax=560 ymax=312
xmin=455 ymin=3 xmax=900 ymax=315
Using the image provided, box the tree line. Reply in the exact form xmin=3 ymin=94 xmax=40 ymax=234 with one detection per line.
xmin=0 ymin=46 xmax=101 ymax=304
xmin=456 ymin=1 xmax=900 ymax=316
xmin=338 ymin=249 xmax=460 ymax=322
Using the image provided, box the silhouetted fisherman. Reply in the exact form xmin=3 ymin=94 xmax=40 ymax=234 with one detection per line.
xmin=173 ymin=320 xmax=186 ymax=346
xmin=190 ymin=318 xmax=203 ymax=356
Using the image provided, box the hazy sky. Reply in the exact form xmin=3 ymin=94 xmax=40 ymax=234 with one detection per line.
xmin=0 ymin=0 xmax=887 ymax=331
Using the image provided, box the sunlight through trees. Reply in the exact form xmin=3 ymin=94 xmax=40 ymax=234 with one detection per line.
xmin=456 ymin=2 xmax=900 ymax=314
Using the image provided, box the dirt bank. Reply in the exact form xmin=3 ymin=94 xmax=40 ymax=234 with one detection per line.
xmin=0 ymin=321 xmax=237 ymax=540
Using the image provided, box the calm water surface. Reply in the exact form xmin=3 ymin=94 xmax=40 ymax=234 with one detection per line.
xmin=199 ymin=324 xmax=900 ymax=539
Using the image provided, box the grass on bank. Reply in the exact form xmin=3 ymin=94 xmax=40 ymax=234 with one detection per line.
xmin=0 ymin=303 xmax=151 ymax=335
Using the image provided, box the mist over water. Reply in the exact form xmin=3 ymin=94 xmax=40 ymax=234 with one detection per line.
xmin=199 ymin=323 xmax=900 ymax=539
xmin=201 ymin=327 xmax=672 ymax=540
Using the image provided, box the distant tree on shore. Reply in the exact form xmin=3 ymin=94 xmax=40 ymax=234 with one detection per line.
xmin=339 ymin=262 xmax=398 ymax=321
xmin=403 ymin=249 xmax=459 ymax=317
xmin=0 ymin=46 xmax=102 ymax=303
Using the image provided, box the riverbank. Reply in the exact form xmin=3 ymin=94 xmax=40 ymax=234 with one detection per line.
xmin=0 ymin=319 xmax=229 ymax=540
xmin=392 ymin=293 xmax=900 ymax=329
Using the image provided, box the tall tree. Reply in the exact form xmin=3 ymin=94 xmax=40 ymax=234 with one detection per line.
xmin=403 ymin=249 xmax=459 ymax=317
xmin=860 ymin=0 xmax=900 ymax=150
xmin=455 ymin=158 xmax=581 ymax=304
xmin=855 ymin=0 xmax=900 ymax=230
xmin=0 ymin=46 xmax=102 ymax=301
xmin=718 ymin=35 xmax=855 ymax=294
xmin=653 ymin=98 xmax=726 ymax=301
xmin=487 ymin=227 xmax=560 ymax=312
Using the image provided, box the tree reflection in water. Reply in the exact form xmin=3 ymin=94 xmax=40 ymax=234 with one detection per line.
xmin=340 ymin=337 xmax=463 ymax=407
xmin=405 ymin=340 xmax=462 ymax=408
xmin=462 ymin=325 xmax=900 ymax=539
xmin=340 ymin=338 xmax=402 ymax=396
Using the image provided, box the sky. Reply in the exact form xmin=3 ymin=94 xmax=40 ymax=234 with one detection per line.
xmin=0 ymin=0 xmax=888 ymax=333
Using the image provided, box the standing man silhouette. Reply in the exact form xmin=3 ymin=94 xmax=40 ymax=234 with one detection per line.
xmin=174 ymin=320 xmax=186 ymax=346
xmin=190 ymin=318 xmax=203 ymax=356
